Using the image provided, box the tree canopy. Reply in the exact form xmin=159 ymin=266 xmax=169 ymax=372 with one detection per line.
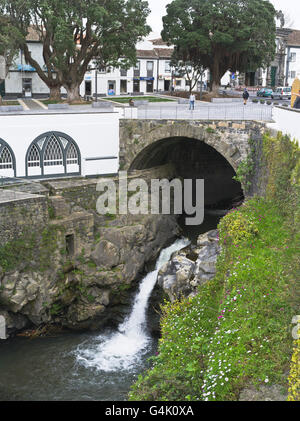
xmin=0 ymin=14 xmax=21 ymax=83
xmin=161 ymin=0 xmax=277 ymax=91
xmin=0 ymin=0 xmax=151 ymax=101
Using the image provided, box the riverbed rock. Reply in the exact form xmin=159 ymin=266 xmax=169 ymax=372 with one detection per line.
xmin=91 ymin=240 xmax=120 ymax=268
xmin=239 ymin=384 xmax=287 ymax=401
xmin=157 ymin=229 xmax=220 ymax=302
xmin=0 ymin=213 xmax=181 ymax=336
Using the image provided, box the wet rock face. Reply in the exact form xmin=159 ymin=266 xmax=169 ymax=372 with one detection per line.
xmin=0 ymin=214 xmax=181 ymax=336
xmin=157 ymin=230 xmax=220 ymax=302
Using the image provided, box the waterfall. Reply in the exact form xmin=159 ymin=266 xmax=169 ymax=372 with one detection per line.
xmin=76 ymin=237 xmax=190 ymax=372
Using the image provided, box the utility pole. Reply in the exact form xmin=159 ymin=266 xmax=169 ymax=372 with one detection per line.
xmin=156 ymin=58 xmax=159 ymax=92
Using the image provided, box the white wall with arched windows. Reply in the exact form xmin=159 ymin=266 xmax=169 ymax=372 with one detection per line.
xmin=26 ymin=132 xmax=81 ymax=178
xmin=0 ymin=138 xmax=16 ymax=178
xmin=0 ymin=111 xmax=119 ymax=179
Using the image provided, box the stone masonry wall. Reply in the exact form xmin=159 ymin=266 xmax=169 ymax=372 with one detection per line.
xmin=0 ymin=194 xmax=49 ymax=246
xmin=119 ymin=119 xmax=267 ymax=173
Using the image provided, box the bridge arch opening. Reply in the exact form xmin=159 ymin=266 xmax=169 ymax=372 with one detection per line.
xmin=129 ymin=136 xmax=244 ymax=210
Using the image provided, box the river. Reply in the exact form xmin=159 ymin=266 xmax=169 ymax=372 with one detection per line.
xmin=0 ymin=214 xmax=221 ymax=401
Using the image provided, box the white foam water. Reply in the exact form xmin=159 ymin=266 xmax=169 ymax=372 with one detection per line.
xmin=76 ymin=238 xmax=190 ymax=372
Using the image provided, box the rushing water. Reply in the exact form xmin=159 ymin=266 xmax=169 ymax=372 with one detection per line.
xmin=76 ymin=238 xmax=190 ymax=373
xmin=0 ymin=238 xmax=190 ymax=401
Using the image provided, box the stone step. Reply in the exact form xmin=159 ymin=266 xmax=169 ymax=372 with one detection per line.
xmin=49 ymin=196 xmax=71 ymax=219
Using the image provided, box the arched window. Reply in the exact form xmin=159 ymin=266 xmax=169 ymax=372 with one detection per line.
xmin=66 ymin=143 xmax=79 ymax=165
xmin=27 ymin=144 xmax=41 ymax=167
xmin=26 ymin=132 xmax=81 ymax=177
xmin=44 ymin=135 xmax=63 ymax=167
xmin=0 ymin=139 xmax=16 ymax=178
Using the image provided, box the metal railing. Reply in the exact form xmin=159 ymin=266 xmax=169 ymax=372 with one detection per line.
xmin=121 ymin=104 xmax=273 ymax=121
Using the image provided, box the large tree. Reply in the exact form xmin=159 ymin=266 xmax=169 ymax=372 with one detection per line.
xmin=171 ymin=56 xmax=206 ymax=94
xmin=0 ymin=0 xmax=151 ymax=102
xmin=162 ymin=0 xmax=277 ymax=92
xmin=0 ymin=14 xmax=21 ymax=84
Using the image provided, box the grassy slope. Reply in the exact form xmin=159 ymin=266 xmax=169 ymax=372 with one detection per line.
xmin=129 ymin=133 xmax=300 ymax=401
xmin=0 ymin=101 xmax=20 ymax=106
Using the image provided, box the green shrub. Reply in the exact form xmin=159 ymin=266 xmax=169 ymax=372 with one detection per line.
xmin=129 ymin=132 xmax=300 ymax=402
xmin=219 ymin=208 xmax=259 ymax=246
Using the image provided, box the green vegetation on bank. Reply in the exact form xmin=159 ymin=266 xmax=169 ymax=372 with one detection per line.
xmin=0 ymin=101 xmax=20 ymax=106
xmin=129 ymin=132 xmax=300 ymax=401
xmin=0 ymin=225 xmax=63 ymax=273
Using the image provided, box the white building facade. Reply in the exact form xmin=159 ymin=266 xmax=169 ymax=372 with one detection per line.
xmin=0 ymin=111 xmax=119 ymax=180
xmin=285 ymin=30 xmax=300 ymax=86
xmin=2 ymin=34 xmax=207 ymax=99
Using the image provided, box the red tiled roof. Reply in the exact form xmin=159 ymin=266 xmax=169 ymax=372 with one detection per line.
xmin=26 ymin=26 xmax=42 ymax=42
xmin=136 ymin=49 xmax=158 ymax=59
xmin=154 ymin=48 xmax=173 ymax=58
xmin=287 ymin=30 xmax=300 ymax=46
xmin=150 ymin=38 xmax=169 ymax=46
xmin=136 ymin=49 xmax=174 ymax=59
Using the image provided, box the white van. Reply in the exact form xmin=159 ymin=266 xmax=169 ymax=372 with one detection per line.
xmin=271 ymin=87 xmax=292 ymax=100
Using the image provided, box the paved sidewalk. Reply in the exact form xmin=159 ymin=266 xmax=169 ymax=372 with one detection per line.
xmin=21 ymin=99 xmax=45 ymax=110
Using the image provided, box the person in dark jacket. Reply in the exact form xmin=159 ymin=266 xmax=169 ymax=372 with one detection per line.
xmin=293 ymin=90 xmax=300 ymax=109
xmin=243 ymin=88 xmax=250 ymax=105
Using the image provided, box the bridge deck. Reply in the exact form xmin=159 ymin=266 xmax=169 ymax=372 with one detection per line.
xmin=125 ymin=103 xmax=273 ymax=121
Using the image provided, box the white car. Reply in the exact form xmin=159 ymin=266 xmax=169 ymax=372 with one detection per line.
xmin=271 ymin=87 xmax=292 ymax=100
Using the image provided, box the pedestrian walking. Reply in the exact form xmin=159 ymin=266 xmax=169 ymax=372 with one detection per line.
xmin=243 ymin=88 xmax=249 ymax=105
xmin=189 ymin=93 xmax=195 ymax=110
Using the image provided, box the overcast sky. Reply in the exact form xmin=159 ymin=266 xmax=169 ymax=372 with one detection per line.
xmin=146 ymin=0 xmax=300 ymax=37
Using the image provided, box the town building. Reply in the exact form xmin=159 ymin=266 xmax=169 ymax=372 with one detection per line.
xmin=1 ymin=26 xmax=299 ymax=98
xmin=1 ymin=34 xmax=205 ymax=99
xmin=236 ymin=28 xmax=300 ymax=88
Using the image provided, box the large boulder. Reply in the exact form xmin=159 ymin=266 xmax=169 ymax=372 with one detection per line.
xmin=91 ymin=240 xmax=120 ymax=268
xmin=158 ymin=230 xmax=220 ymax=301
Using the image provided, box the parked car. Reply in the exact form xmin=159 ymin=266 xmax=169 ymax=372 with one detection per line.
xmin=257 ymin=88 xmax=273 ymax=97
xmin=271 ymin=87 xmax=292 ymax=100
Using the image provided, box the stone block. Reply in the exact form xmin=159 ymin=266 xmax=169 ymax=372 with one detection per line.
xmin=92 ymin=101 xmax=113 ymax=109
xmin=48 ymin=103 xmax=69 ymax=110
xmin=133 ymin=100 xmax=149 ymax=106
xmin=0 ymin=105 xmax=23 ymax=112
xmin=232 ymin=123 xmax=246 ymax=129
xmin=178 ymin=99 xmax=189 ymax=104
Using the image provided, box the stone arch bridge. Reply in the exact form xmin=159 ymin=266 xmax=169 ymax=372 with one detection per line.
xmin=119 ymin=119 xmax=267 ymax=206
